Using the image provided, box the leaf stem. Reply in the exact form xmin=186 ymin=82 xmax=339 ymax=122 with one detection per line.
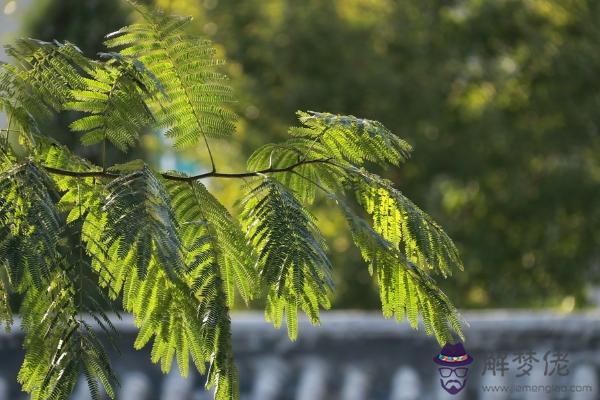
xmin=203 ymin=134 xmax=216 ymax=173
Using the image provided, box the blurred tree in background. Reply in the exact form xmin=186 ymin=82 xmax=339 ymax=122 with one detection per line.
xmin=21 ymin=0 xmax=600 ymax=309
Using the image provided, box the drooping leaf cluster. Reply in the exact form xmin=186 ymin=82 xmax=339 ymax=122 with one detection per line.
xmin=66 ymin=54 xmax=160 ymax=152
xmin=0 ymin=162 xmax=118 ymax=400
xmin=241 ymin=178 xmax=332 ymax=340
xmin=0 ymin=2 xmax=465 ymax=399
xmin=246 ymin=110 xmax=464 ymax=345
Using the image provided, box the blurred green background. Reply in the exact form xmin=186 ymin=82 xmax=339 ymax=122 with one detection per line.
xmin=6 ymin=0 xmax=600 ymax=310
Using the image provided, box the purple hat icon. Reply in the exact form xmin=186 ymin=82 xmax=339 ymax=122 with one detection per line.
xmin=433 ymin=342 xmax=474 ymax=367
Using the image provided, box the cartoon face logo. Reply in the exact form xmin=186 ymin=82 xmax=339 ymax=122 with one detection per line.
xmin=438 ymin=366 xmax=469 ymax=394
xmin=433 ymin=342 xmax=474 ymax=395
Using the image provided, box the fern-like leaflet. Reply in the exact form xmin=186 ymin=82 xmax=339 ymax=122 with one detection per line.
xmin=241 ymin=177 xmax=333 ymax=340
xmin=0 ymin=39 xmax=91 ymax=138
xmin=0 ymin=161 xmax=118 ymax=400
xmin=292 ymin=110 xmax=413 ymax=167
xmin=0 ymin=3 xmax=467 ymax=400
xmin=18 ymin=252 xmax=119 ymax=400
xmin=166 ymin=179 xmax=256 ymax=306
xmin=101 ymin=166 xmax=183 ymax=279
xmin=66 ymin=54 xmax=159 ymax=152
xmin=348 ymin=167 xmax=463 ymax=278
xmin=105 ymin=3 xmax=236 ymax=149
xmin=244 ymin=111 xmax=465 ymax=341
xmin=340 ymin=200 xmax=463 ymax=344
xmin=168 ymin=180 xmax=242 ymax=399
xmin=0 ymin=162 xmax=61 ymax=290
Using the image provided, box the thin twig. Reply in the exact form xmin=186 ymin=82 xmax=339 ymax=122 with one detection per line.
xmin=42 ymin=166 xmax=121 ymax=179
xmin=202 ymin=134 xmax=216 ymax=173
xmin=40 ymin=157 xmax=336 ymax=182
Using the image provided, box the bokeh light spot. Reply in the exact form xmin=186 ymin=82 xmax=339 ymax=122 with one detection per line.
xmin=3 ymin=1 xmax=17 ymax=15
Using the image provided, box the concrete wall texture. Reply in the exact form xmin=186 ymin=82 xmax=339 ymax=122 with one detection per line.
xmin=0 ymin=311 xmax=598 ymax=400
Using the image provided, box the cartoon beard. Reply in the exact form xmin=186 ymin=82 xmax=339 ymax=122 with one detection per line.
xmin=440 ymin=378 xmax=467 ymax=395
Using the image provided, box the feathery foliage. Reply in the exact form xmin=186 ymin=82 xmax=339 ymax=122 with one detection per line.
xmin=340 ymin=201 xmax=463 ymax=344
xmin=66 ymin=54 xmax=159 ymax=152
xmin=101 ymin=166 xmax=183 ymax=280
xmin=247 ymin=138 xmax=344 ymax=204
xmin=0 ymin=2 xmax=466 ymax=399
xmin=348 ymin=167 xmax=463 ymax=278
xmin=241 ymin=178 xmax=333 ymax=340
xmin=0 ymin=162 xmax=61 ymax=291
xmin=18 ymin=263 xmax=118 ymax=400
xmin=167 ymin=180 xmax=240 ymax=398
xmin=104 ymin=3 xmax=236 ymax=149
xmin=0 ymin=39 xmax=90 ymax=138
xmin=167 ymin=179 xmax=256 ymax=306
xmin=0 ymin=160 xmax=118 ymax=400
xmin=293 ymin=111 xmax=413 ymax=167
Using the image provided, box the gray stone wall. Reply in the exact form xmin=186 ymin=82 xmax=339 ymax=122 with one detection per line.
xmin=0 ymin=311 xmax=598 ymax=399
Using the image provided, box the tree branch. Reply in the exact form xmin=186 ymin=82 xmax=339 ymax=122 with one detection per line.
xmin=42 ymin=166 xmax=121 ymax=179
xmin=41 ymin=157 xmax=335 ymax=182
